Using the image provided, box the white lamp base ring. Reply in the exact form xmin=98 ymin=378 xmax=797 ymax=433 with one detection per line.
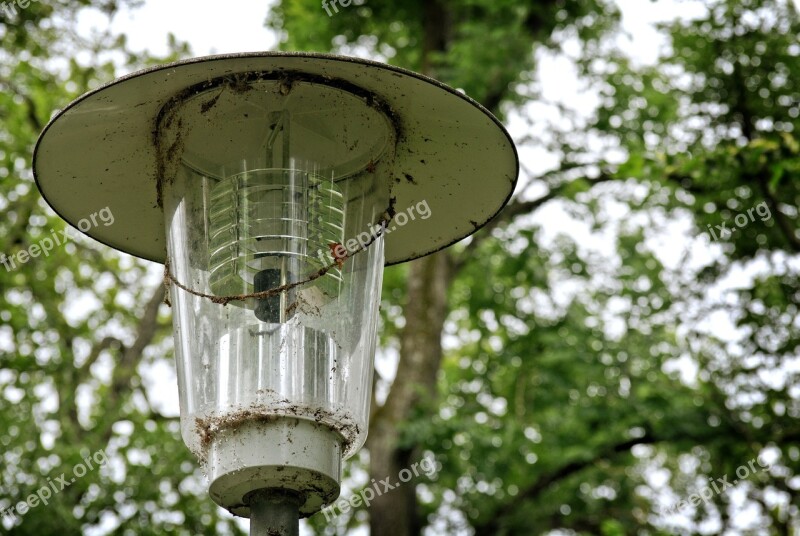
xmin=207 ymin=417 xmax=342 ymax=517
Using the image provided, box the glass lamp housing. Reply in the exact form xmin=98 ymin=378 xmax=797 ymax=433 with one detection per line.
xmin=159 ymin=79 xmax=396 ymax=514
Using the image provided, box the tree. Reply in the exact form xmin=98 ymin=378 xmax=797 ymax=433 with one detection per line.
xmin=1 ymin=3 xmax=243 ymax=534
xmin=269 ymin=0 xmax=800 ymax=534
xmin=2 ymin=0 xmax=798 ymax=534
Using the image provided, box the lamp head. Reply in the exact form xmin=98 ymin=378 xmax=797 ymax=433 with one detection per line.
xmin=33 ymin=52 xmax=518 ymax=518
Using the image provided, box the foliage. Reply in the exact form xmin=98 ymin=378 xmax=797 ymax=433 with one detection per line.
xmin=269 ymin=0 xmax=800 ymax=533
xmin=1 ymin=3 xmax=240 ymax=535
xmin=1 ymin=0 xmax=798 ymax=534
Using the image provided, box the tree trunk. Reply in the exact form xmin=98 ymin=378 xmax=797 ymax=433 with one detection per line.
xmin=368 ymin=251 xmax=452 ymax=535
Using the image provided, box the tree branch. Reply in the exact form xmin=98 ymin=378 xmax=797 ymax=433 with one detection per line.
xmin=0 ymin=77 xmax=44 ymax=132
xmin=473 ymin=429 xmax=658 ymax=536
xmin=78 ymin=336 xmax=123 ymax=376
xmin=755 ymin=171 xmax=800 ymax=252
xmin=480 ymin=1 xmax=563 ymax=115
xmin=101 ymin=285 xmax=167 ymax=443
xmin=453 ymin=173 xmax=615 ymax=272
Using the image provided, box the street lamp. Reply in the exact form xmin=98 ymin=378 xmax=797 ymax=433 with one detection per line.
xmin=33 ymin=53 xmax=518 ymax=534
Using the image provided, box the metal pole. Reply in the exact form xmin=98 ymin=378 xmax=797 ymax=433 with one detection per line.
xmin=248 ymin=489 xmax=300 ymax=536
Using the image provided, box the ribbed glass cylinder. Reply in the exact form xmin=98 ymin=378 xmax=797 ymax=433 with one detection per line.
xmin=207 ymin=169 xmax=345 ymax=318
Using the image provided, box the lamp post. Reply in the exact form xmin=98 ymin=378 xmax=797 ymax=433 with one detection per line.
xmin=33 ymin=52 xmax=518 ymax=534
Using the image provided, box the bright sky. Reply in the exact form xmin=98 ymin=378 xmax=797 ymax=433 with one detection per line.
xmin=79 ymin=0 xmax=705 ymax=58
xmin=78 ymin=0 xmax=278 ymax=56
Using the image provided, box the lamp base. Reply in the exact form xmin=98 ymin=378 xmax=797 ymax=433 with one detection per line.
xmin=207 ymin=417 xmax=342 ymax=517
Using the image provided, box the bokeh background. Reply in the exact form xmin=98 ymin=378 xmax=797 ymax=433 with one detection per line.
xmin=1 ymin=0 xmax=799 ymax=534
